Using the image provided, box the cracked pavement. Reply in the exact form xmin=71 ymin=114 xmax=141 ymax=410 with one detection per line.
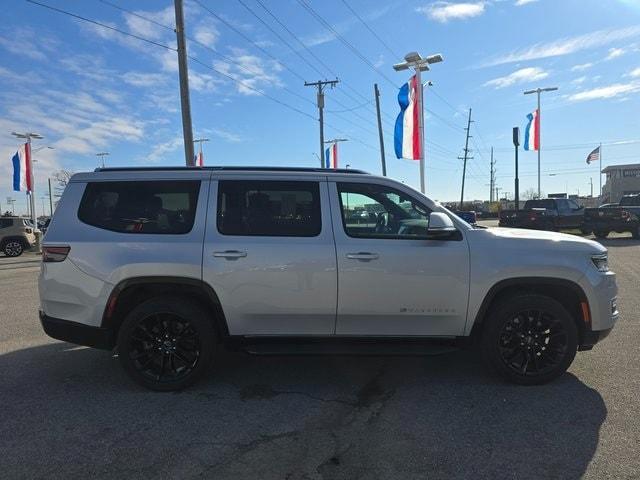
xmin=1 ymin=239 xmax=640 ymax=479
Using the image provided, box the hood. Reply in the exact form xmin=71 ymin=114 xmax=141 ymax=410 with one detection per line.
xmin=486 ymin=227 xmax=606 ymax=254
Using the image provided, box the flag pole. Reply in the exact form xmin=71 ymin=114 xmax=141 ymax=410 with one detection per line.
xmin=599 ymin=142 xmax=602 ymax=205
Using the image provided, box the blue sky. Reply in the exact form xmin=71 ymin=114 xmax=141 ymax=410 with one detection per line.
xmin=2 ymin=0 xmax=640 ymax=215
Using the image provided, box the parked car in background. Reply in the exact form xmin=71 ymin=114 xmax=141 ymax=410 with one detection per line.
xmin=499 ymin=199 xmax=585 ymax=232
xmin=0 ymin=217 xmax=36 ymax=257
xmin=584 ymin=194 xmax=640 ymax=239
xmin=453 ymin=210 xmax=477 ymax=225
xmin=40 ymin=167 xmax=617 ymax=390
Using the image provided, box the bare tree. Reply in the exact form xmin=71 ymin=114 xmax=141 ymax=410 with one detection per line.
xmin=53 ymin=169 xmax=74 ymax=188
xmin=522 ymin=188 xmax=541 ymax=200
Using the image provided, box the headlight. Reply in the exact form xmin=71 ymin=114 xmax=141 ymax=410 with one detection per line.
xmin=591 ymin=254 xmax=609 ymax=272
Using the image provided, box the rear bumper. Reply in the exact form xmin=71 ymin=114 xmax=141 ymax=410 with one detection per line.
xmin=39 ymin=311 xmax=113 ymax=350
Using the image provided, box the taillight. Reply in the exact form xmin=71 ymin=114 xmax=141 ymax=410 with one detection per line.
xmin=42 ymin=246 xmax=70 ymax=262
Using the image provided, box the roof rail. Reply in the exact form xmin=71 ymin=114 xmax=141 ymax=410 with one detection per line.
xmin=94 ymin=166 xmax=369 ymax=174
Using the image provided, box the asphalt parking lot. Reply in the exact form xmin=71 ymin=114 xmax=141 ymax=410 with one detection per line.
xmin=1 ymin=234 xmax=639 ymax=480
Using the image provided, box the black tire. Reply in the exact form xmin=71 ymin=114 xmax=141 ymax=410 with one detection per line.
xmin=593 ymin=230 xmax=609 ymax=239
xmin=580 ymin=227 xmax=592 ymax=236
xmin=481 ymin=294 xmax=578 ymax=385
xmin=117 ymin=296 xmax=216 ymax=391
xmin=3 ymin=240 xmax=24 ymax=257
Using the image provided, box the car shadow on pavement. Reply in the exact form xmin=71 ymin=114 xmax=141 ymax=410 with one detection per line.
xmin=0 ymin=342 xmax=606 ymax=480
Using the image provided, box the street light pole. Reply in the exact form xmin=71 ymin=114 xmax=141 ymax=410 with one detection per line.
xmin=524 ymin=86 xmax=558 ymax=199
xmin=393 ymin=52 xmax=444 ymax=194
xmin=96 ymin=152 xmax=109 ymax=168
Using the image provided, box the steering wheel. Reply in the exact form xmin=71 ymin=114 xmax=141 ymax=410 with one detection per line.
xmin=375 ymin=212 xmax=387 ymax=233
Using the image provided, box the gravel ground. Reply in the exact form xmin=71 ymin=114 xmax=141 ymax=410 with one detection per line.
xmin=0 ymin=238 xmax=638 ymax=480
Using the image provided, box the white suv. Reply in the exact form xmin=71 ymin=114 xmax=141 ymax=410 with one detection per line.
xmin=39 ymin=167 xmax=618 ymax=390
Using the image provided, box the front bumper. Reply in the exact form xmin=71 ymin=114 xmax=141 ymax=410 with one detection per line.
xmin=40 ymin=311 xmax=113 ymax=350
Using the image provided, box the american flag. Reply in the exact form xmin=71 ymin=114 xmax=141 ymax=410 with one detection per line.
xmin=586 ymin=146 xmax=600 ymax=164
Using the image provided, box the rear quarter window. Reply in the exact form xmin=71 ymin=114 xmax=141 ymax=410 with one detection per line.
xmin=78 ymin=181 xmax=200 ymax=234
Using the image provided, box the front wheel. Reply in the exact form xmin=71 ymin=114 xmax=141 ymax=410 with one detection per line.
xmin=593 ymin=230 xmax=609 ymax=239
xmin=481 ymin=295 xmax=578 ymax=385
xmin=117 ymin=296 xmax=216 ymax=391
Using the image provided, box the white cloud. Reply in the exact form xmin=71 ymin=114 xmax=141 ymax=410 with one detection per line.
xmin=572 ymin=76 xmax=587 ymax=85
xmin=123 ymin=72 xmax=168 ymax=87
xmin=213 ymin=49 xmax=283 ymax=96
xmin=567 ymin=81 xmax=640 ymax=102
xmin=146 ymin=136 xmax=183 ymax=163
xmin=211 ymin=128 xmax=243 ymax=143
xmin=193 ymin=23 xmax=219 ymax=47
xmin=484 ymin=67 xmax=548 ymax=88
xmin=606 ymin=47 xmax=625 ymax=60
xmin=374 ymin=54 xmax=385 ymax=68
xmin=515 ymin=0 xmax=538 ymax=4
xmin=0 ymin=27 xmax=58 ymax=60
xmin=417 ymin=2 xmax=486 ymax=23
xmin=123 ymin=6 xmax=174 ymax=41
xmin=571 ymin=62 xmax=594 ymax=71
xmin=628 ymin=67 xmax=640 ymax=78
xmin=484 ymin=25 xmax=640 ymax=66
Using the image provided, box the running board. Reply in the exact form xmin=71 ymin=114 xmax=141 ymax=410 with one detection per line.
xmin=240 ymin=339 xmax=460 ymax=356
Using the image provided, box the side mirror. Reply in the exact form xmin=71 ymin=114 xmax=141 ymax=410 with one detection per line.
xmin=427 ymin=212 xmax=457 ymax=239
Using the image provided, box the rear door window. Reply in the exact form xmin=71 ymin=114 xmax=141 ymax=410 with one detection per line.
xmin=78 ymin=181 xmax=200 ymax=234
xmin=217 ymin=180 xmax=321 ymax=237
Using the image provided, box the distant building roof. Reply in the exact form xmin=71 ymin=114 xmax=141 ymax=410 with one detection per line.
xmin=602 ymin=163 xmax=640 ymax=173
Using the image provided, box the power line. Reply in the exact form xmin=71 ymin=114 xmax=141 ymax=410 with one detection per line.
xmin=326 ymin=99 xmax=374 ymax=113
xmin=338 ymin=0 xmax=399 ymax=58
xmin=192 ymin=0 xmax=306 ymax=83
xmin=295 ymin=0 xmax=398 ymax=88
xmin=26 ymin=0 xmax=175 ymax=51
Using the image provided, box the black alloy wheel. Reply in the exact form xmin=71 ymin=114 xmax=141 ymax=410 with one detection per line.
xmin=4 ymin=241 xmax=24 ymax=257
xmin=118 ymin=297 xmax=216 ymax=391
xmin=482 ymin=295 xmax=578 ymax=385
xmin=497 ymin=309 xmax=568 ymax=377
xmin=128 ymin=313 xmax=201 ymax=384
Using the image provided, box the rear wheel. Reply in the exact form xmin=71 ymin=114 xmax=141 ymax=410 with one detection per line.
xmin=3 ymin=240 xmax=24 ymax=257
xmin=593 ymin=230 xmax=609 ymax=239
xmin=117 ymin=296 xmax=216 ymax=391
xmin=481 ymin=294 xmax=578 ymax=385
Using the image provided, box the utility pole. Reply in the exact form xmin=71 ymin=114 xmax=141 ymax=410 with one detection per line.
xmin=96 ymin=152 xmax=109 ymax=168
xmin=459 ymin=108 xmax=473 ymax=209
xmin=374 ymin=84 xmax=387 ymax=176
xmin=174 ymin=0 xmax=195 ymax=166
xmin=305 ymin=79 xmax=339 ymax=168
xmin=489 ymin=147 xmax=495 ymax=202
xmin=524 ymin=86 xmax=558 ymax=198
xmin=495 ymin=186 xmax=502 ymax=202
xmin=48 ymin=178 xmax=53 ymax=216
xmin=393 ymin=52 xmax=444 ymax=194
xmin=589 ymin=177 xmax=593 ymax=197
xmin=12 ymin=131 xmax=42 ymax=251
xmin=513 ymin=127 xmax=520 ymax=211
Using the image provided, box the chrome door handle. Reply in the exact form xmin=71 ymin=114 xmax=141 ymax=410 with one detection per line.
xmin=213 ymin=250 xmax=247 ymax=259
xmin=346 ymin=252 xmax=379 ymax=261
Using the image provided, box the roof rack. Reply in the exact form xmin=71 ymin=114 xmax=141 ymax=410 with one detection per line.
xmin=94 ymin=166 xmax=369 ymax=174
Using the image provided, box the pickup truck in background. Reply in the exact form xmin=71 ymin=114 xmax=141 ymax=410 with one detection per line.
xmin=584 ymin=194 xmax=640 ymax=239
xmin=498 ymin=198 xmax=586 ymax=232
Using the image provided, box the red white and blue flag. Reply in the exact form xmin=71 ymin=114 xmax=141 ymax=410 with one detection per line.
xmin=11 ymin=143 xmax=32 ymax=192
xmin=325 ymin=143 xmax=338 ymax=169
xmin=394 ymin=75 xmax=421 ymax=160
xmin=524 ymin=109 xmax=540 ymax=151
xmin=194 ymin=150 xmax=204 ymax=167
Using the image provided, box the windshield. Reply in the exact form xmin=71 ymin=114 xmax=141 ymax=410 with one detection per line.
xmin=524 ymin=200 xmax=556 ymax=210
xmin=619 ymin=196 xmax=640 ymax=207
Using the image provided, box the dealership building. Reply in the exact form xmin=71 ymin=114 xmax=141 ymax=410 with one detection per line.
xmin=602 ymin=163 xmax=640 ymax=203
